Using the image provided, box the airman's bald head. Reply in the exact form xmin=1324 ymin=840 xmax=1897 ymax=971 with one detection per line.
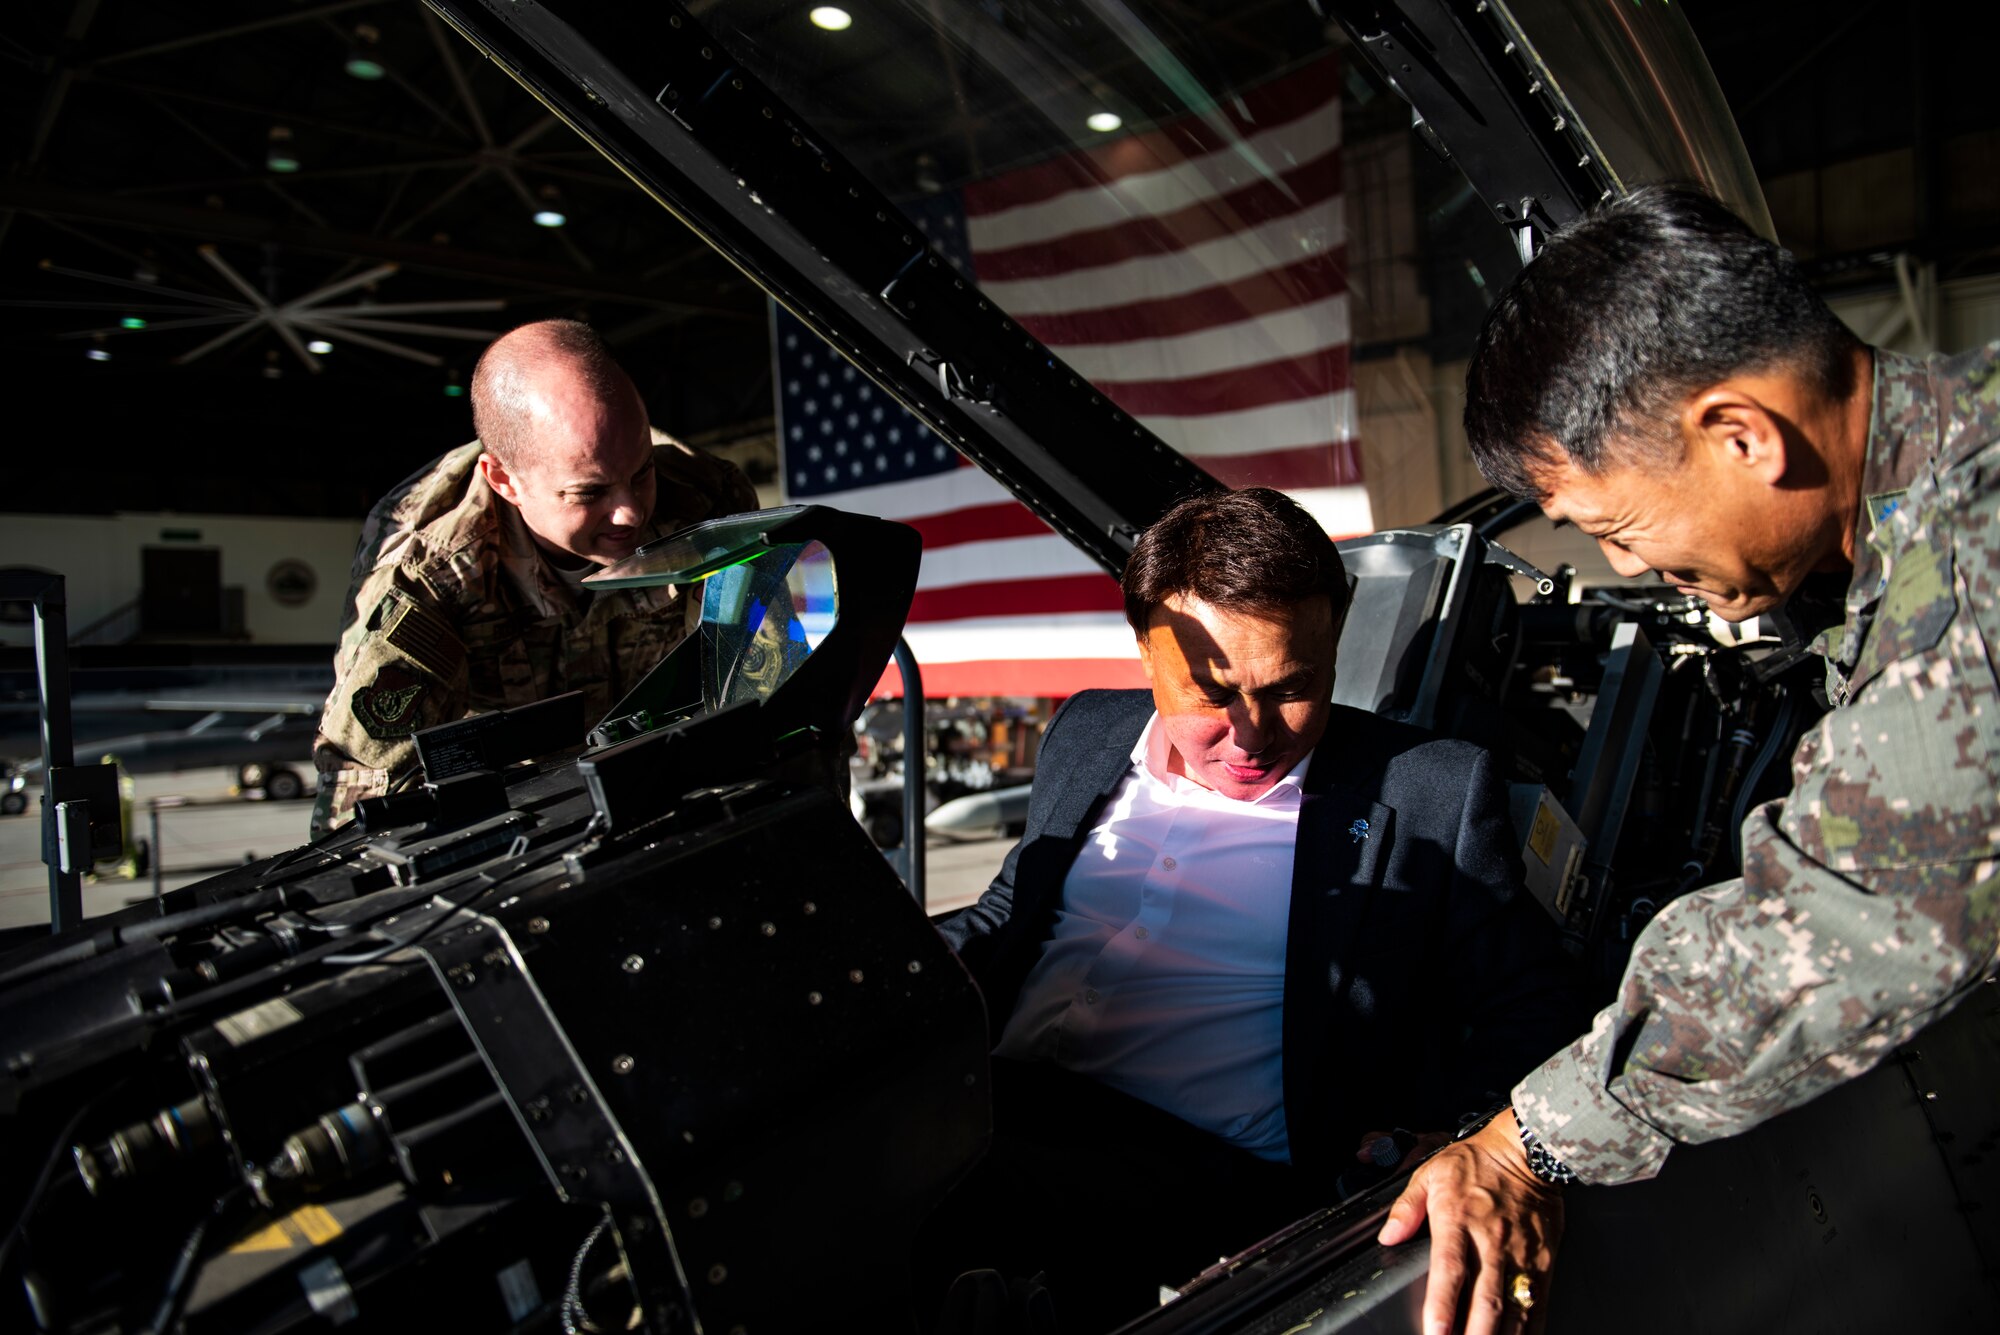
xmin=469 ymin=319 xmax=643 ymax=471
xmin=469 ymin=319 xmax=658 ymax=566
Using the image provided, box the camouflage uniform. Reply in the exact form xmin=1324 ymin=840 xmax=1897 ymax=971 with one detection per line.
xmin=1514 ymin=343 xmax=2000 ymax=1184
xmin=311 ymin=431 xmax=757 ymax=836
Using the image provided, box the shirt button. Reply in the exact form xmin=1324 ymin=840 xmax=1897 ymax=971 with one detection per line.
xmin=1134 ymin=926 xmax=1150 ymax=940
xmin=1084 ymin=989 xmax=1100 ymax=1004
xmin=1161 ymin=856 xmax=1177 ymax=870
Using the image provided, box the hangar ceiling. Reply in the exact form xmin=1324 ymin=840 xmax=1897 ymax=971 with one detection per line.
xmin=4 ymin=0 xmax=784 ymax=516
xmin=4 ymin=0 xmax=1991 ymax=519
xmin=1 ymin=0 xmax=1323 ymax=517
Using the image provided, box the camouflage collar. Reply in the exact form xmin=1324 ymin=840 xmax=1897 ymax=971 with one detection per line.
xmin=1813 ymin=348 xmax=1940 ymax=679
xmin=493 ymin=497 xmax=571 ymax=619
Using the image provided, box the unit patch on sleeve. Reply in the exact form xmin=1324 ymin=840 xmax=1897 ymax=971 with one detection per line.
xmin=351 ymin=664 xmax=432 ymax=741
xmin=381 ymin=596 xmax=466 ymax=682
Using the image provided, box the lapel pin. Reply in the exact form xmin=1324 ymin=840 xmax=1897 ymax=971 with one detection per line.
xmin=1348 ymin=818 xmax=1370 ymax=845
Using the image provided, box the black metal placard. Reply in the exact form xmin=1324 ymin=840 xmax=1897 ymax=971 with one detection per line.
xmin=47 ymin=762 xmax=124 ymax=864
xmin=414 ymin=690 xmax=588 ymax=784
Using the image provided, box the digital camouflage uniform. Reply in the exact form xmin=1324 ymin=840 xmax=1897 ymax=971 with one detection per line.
xmin=1514 ymin=343 xmax=2000 ymax=1184
xmin=311 ymin=431 xmax=757 ymax=836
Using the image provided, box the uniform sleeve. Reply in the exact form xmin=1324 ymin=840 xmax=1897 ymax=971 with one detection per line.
xmin=310 ymin=566 xmax=471 ymax=837
xmin=1514 ymin=479 xmax=2000 ymax=1184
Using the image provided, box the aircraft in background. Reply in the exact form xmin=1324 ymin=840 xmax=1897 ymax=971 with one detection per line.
xmin=2 ymin=680 xmax=328 ymax=810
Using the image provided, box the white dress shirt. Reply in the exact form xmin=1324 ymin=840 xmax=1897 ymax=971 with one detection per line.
xmin=995 ymin=713 xmax=1310 ymax=1162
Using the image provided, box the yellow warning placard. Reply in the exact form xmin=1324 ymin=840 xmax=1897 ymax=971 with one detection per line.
xmin=291 ymin=1205 xmax=344 ymax=1246
xmin=229 ymin=1221 xmax=295 ymax=1254
xmin=226 ymin=1204 xmax=347 ymax=1255
xmin=1527 ymin=801 xmax=1560 ymax=866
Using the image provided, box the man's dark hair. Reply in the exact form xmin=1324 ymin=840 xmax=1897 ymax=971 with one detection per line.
xmin=1122 ymin=487 xmax=1350 ymax=636
xmin=1465 ymin=185 xmax=1862 ymax=500
xmin=470 ymin=318 xmax=635 ymax=468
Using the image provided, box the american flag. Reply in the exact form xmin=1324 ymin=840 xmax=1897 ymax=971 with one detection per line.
xmin=776 ymin=56 xmax=1358 ymax=698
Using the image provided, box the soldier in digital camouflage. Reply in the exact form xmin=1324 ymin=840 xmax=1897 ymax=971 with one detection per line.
xmin=1376 ymin=186 xmax=2000 ymax=1334
xmin=311 ymin=319 xmax=757 ymax=836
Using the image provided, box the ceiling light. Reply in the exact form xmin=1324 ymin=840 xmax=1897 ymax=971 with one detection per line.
xmin=533 ymin=182 xmax=566 ymax=228
xmin=86 ymin=349 xmax=112 ymax=362
xmin=307 ymin=339 xmax=333 ymax=354
xmin=345 ymin=25 xmax=386 ymax=80
xmin=120 ymin=316 xmax=147 ymax=330
xmin=266 ymin=125 xmax=300 ymax=173
xmin=810 ymin=7 xmax=853 ymax=31
xmin=1087 ymin=111 xmax=1122 ymax=133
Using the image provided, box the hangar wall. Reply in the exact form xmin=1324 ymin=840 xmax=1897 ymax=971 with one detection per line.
xmin=0 ymin=513 xmax=362 ymax=649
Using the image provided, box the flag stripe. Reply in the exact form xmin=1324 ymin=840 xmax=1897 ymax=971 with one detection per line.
xmin=802 ymin=464 xmax=1011 ymax=518
xmin=962 ymin=62 xmax=1343 ymax=219
xmin=903 ymin=610 xmax=1139 ymax=659
xmin=1281 ymin=485 xmax=1374 ymax=541
xmin=904 ymin=498 xmax=1053 ymax=550
xmin=1052 ymin=293 xmax=1349 ymax=384
xmin=909 ymin=572 xmax=1125 ymax=623
xmin=905 ymin=443 xmax=1368 ymax=538
xmin=1012 ymin=251 xmax=1346 ymax=346
xmin=917 ymin=533 xmax=1102 ymax=590
xmin=876 ymin=658 xmax=1149 ymax=698
xmin=1200 ymin=446 xmax=1364 ymax=492
xmin=1139 ymin=388 xmax=1357 ymax=457
xmin=1097 ymin=347 xmax=1349 ymax=417
xmin=972 ymin=148 xmax=1342 ymax=279
xmin=977 ymin=202 xmax=1345 ymax=316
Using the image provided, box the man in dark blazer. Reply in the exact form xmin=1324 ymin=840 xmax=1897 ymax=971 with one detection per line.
xmin=925 ymin=488 xmax=1581 ymax=1333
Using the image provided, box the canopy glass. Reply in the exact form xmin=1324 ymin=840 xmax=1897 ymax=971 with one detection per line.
xmin=691 ymin=0 xmax=1762 ymax=660
xmin=589 ymin=509 xmax=840 ymax=711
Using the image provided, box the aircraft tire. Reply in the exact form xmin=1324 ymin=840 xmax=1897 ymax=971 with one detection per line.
xmin=264 ymin=767 xmax=305 ymax=802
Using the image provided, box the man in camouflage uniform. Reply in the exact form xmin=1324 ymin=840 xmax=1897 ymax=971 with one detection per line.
xmin=311 ymin=319 xmax=757 ymax=836
xmin=1378 ymin=186 xmax=2000 ymax=1332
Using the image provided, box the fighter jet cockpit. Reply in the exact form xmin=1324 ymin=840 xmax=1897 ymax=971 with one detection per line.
xmin=0 ymin=504 xmax=987 ymax=1334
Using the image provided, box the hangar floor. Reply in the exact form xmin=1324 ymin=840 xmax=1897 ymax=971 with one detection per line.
xmin=0 ymin=773 xmax=1000 ymax=933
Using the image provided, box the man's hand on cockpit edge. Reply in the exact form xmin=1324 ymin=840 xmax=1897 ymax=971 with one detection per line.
xmin=1376 ymin=1107 xmax=1563 ymax=1335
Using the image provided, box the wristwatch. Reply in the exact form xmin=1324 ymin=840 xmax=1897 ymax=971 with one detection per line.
xmin=1516 ymin=1118 xmax=1579 ymax=1187
xmin=1452 ymin=1104 xmax=1579 ymax=1187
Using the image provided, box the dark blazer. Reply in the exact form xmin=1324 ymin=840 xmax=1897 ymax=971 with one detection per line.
xmin=936 ymin=689 xmax=1583 ymax=1187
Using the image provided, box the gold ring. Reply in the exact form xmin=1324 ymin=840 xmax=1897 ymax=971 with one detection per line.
xmin=1509 ymin=1272 xmax=1536 ymax=1312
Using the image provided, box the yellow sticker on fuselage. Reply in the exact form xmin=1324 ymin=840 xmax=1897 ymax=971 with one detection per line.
xmin=225 ymin=1203 xmax=347 ymax=1254
xmin=1527 ymin=800 xmax=1560 ymax=866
